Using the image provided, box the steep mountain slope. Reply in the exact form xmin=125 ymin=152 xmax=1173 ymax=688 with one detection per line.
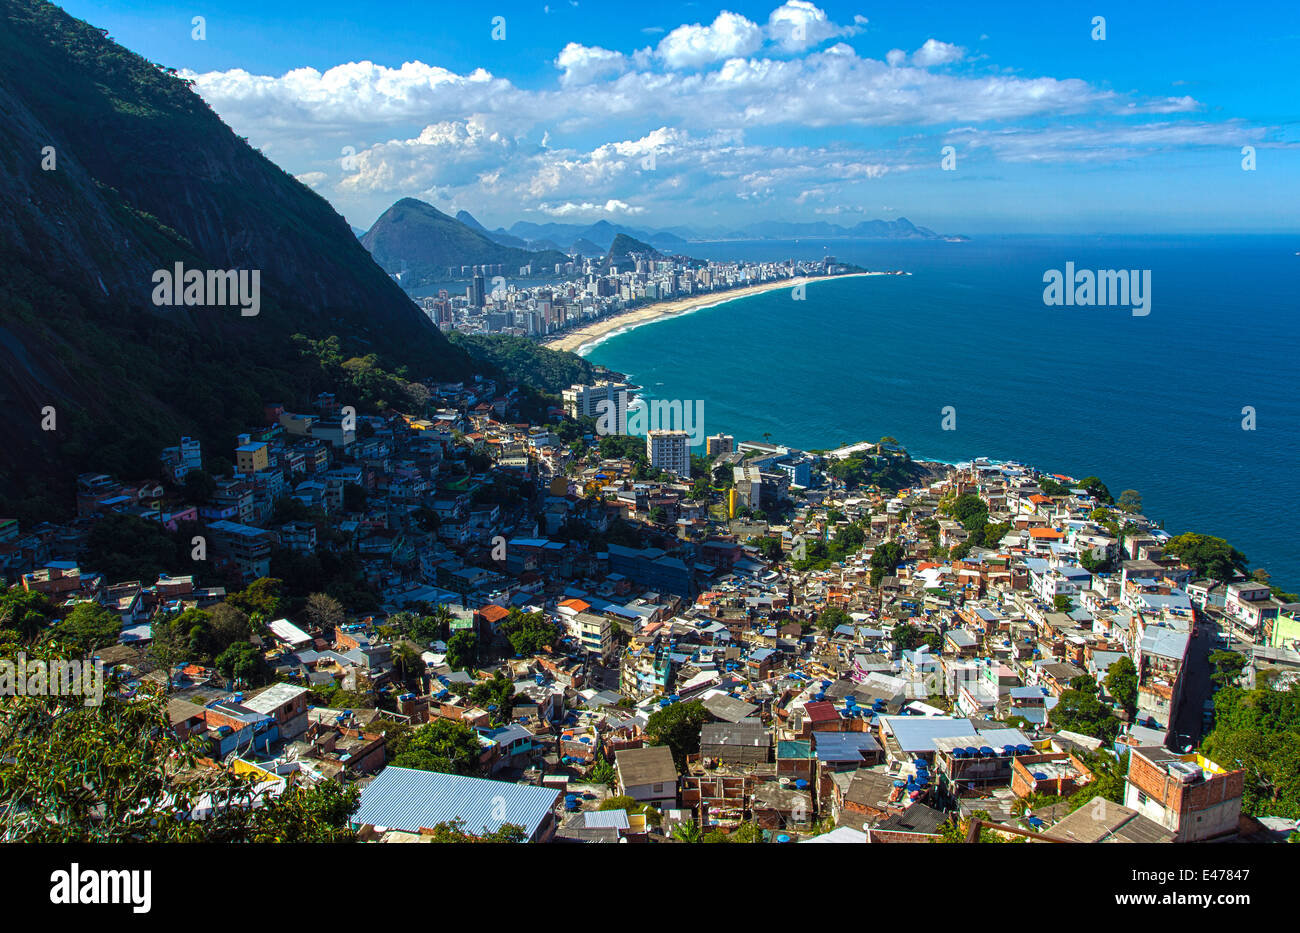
xmin=362 ymin=199 xmax=569 ymax=286
xmin=602 ymin=233 xmax=663 ymax=273
xmin=0 ymin=0 xmax=473 ymax=514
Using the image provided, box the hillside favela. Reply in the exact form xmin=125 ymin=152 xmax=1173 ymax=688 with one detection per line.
xmin=1 ymin=0 xmax=1296 ymax=898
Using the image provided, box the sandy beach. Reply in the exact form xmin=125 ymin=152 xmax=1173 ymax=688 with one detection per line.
xmin=542 ymin=271 xmax=887 ymax=355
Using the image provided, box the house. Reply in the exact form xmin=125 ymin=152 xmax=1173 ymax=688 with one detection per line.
xmin=243 ymin=683 xmax=312 ymax=741
xmin=615 ymin=745 xmax=678 ymax=809
xmin=700 ymin=720 xmax=771 ymax=767
xmin=1047 ymin=799 xmax=1175 ymax=843
xmin=352 ymin=766 xmax=561 ymax=842
xmin=1122 ymin=747 xmax=1244 ymax=842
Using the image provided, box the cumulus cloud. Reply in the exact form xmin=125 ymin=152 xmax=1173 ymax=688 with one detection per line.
xmin=555 ymin=42 xmax=629 ymax=86
xmin=911 ymin=39 xmax=964 ymax=67
xmin=174 ymin=5 xmax=1241 ymax=226
xmin=656 ymin=11 xmax=763 ymax=69
xmin=767 ymin=1 xmax=861 ymax=52
xmin=538 ymin=199 xmax=646 ymax=216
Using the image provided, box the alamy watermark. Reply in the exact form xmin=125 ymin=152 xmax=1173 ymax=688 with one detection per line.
xmin=596 ymin=392 xmax=705 ymax=446
xmin=1043 ymin=262 xmax=1150 ymax=316
xmin=0 ymin=653 xmax=105 ymax=706
xmin=152 ymin=262 xmax=261 ymax=317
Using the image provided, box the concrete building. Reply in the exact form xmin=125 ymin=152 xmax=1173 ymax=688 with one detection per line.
xmin=647 ymin=430 xmax=691 ymax=478
xmin=1122 ymin=747 xmax=1244 ymax=842
xmin=562 ymin=381 xmax=635 ymax=430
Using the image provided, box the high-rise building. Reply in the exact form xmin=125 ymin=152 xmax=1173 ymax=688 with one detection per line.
xmin=705 ymin=434 xmax=735 ymax=457
xmin=562 ymin=381 xmax=634 ymax=432
xmin=647 ymin=430 xmax=691 ymax=478
xmin=469 ymin=271 xmax=485 ymax=308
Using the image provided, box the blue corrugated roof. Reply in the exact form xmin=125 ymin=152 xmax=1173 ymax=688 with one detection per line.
xmin=811 ymin=731 xmax=881 ymax=761
xmin=353 ymin=767 xmax=560 ymax=839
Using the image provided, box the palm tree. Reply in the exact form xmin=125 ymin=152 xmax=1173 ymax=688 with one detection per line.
xmin=432 ymin=604 xmax=454 ymax=641
xmin=671 ymin=820 xmax=702 ymax=843
xmin=391 ymin=642 xmax=421 ymax=685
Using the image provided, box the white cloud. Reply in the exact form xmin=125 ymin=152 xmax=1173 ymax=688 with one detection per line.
xmin=175 ymin=11 xmax=1245 ymax=227
xmin=767 ymin=1 xmax=860 ymax=52
xmin=538 ymin=199 xmax=646 ymax=216
xmin=657 ymin=11 xmax=763 ymax=69
xmin=555 ymin=42 xmax=629 ymax=86
xmin=947 ymin=120 xmax=1271 ymax=163
xmin=911 ymin=39 xmax=964 ymax=67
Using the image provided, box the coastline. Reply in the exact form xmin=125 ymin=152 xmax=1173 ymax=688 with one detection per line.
xmin=541 ymin=271 xmax=888 ymax=356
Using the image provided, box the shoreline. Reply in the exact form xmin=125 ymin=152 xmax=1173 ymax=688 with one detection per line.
xmin=541 ymin=271 xmax=890 ymax=356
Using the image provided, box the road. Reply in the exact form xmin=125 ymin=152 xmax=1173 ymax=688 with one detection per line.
xmin=1168 ymin=613 xmax=1217 ymax=751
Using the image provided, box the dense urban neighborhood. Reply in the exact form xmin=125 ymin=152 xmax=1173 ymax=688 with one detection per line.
xmin=4 ymin=371 xmax=1297 ymax=845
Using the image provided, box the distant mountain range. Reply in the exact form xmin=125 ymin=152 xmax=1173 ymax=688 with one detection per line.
xmin=467 ymin=214 xmax=964 ymax=249
xmin=362 ymin=200 xmax=570 ymax=286
xmin=359 ymin=201 xmax=965 ymax=284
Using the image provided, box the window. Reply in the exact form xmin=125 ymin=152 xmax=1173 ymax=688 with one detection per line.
xmin=1137 ymin=790 xmax=1149 ymax=806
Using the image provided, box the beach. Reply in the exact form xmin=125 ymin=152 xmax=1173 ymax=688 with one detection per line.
xmin=542 ymin=271 xmax=886 ymax=355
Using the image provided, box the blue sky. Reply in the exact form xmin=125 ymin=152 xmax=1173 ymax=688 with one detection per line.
xmin=62 ymin=0 xmax=1300 ymax=234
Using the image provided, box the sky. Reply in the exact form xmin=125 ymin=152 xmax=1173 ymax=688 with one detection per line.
xmin=61 ymin=0 xmax=1300 ymax=235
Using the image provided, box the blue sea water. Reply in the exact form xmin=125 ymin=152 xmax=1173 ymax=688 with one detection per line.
xmin=583 ymin=235 xmax=1300 ymax=588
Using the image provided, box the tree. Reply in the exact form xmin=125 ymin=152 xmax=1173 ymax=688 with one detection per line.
xmin=754 ymin=536 xmax=783 ymax=562
xmin=182 ymin=468 xmax=217 ymax=504
xmin=215 ymin=641 xmax=267 ymax=686
xmin=304 ymin=592 xmax=345 ymax=633
xmin=445 ymin=631 xmax=477 ymax=672
xmin=645 ymin=700 xmax=710 ymax=768
xmin=468 ymin=671 xmax=515 ymax=725
xmin=816 ymin=605 xmax=852 ymax=635
xmin=0 ymin=588 xmax=57 ymax=641
xmin=1049 ymin=686 xmax=1121 ymax=743
xmin=870 ymin=541 xmax=904 ymax=586
xmin=1164 ymin=533 xmax=1249 ymax=582
xmin=891 ymin=622 xmax=924 ymax=652
xmin=1078 ymin=476 xmax=1113 ymax=504
xmin=393 ymin=718 xmax=485 ymax=776
xmin=648 ymin=506 xmax=669 ymax=525
xmin=1203 ymin=684 xmax=1300 ymax=818
xmin=1052 ymin=594 xmax=1074 ymax=613
xmin=391 ymin=642 xmax=423 ymax=684
xmin=1116 ymin=489 xmax=1143 ymax=514
xmin=498 ymin=609 xmax=561 ymax=657
xmin=1066 ymin=751 xmax=1129 ymax=812
xmin=422 ymin=820 xmax=528 ymax=843
xmin=1208 ymin=650 xmax=1246 ymax=689
xmin=226 ymin=577 xmax=285 ymax=620
xmin=47 ymin=601 xmax=121 ymax=652
xmin=1104 ymin=657 xmax=1138 ymax=715
xmin=0 ymin=676 xmax=358 ymax=842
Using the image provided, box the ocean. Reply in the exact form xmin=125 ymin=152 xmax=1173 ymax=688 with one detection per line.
xmin=582 ymin=234 xmax=1300 ymax=589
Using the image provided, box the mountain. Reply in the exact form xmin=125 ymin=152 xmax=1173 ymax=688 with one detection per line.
xmin=454 ymin=209 xmax=487 ymax=232
xmin=603 ymin=233 xmax=662 ymax=272
xmin=569 ymin=238 xmax=604 ymax=257
xmin=0 ymin=0 xmax=475 ymax=512
xmin=735 ymin=217 xmax=949 ymax=239
xmin=496 ymin=216 xmax=962 ymax=247
xmin=362 ymin=199 xmax=569 ymax=285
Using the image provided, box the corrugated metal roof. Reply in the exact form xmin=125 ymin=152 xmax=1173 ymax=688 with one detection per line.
xmin=354 ymin=767 xmax=560 ymax=839
xmin=583 ymin=810 xmax=630 ymax=829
